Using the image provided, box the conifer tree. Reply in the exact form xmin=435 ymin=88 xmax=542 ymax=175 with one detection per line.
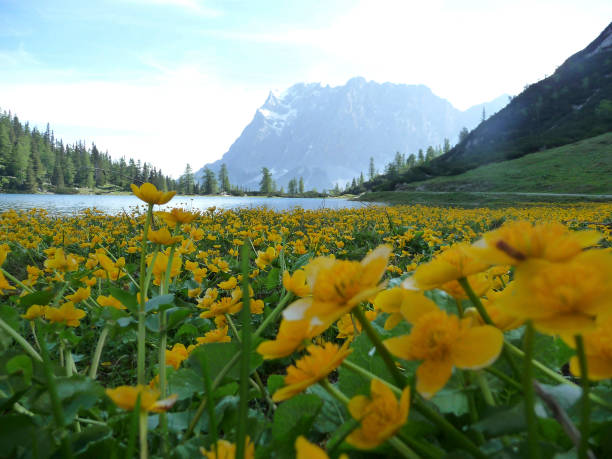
xmin=298 ymin=177 xmax=304 ymax=194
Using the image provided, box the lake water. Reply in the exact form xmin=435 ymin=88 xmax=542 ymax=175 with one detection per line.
xmin=0 ymin=193 xmax=371 ymax=215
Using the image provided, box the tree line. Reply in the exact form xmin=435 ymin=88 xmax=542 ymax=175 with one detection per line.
xmin=0 ymin=110 xmax=176 ymax=193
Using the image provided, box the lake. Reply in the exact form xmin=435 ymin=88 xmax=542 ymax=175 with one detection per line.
xmin=0 ymin=193 xmax=371 ymax=215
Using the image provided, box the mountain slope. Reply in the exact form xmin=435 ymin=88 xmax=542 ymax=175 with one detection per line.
xmin=398 ymin=132 xmax=612 ymax=194
xmin=399 ymin=21 xmax=612 ymax=181
xmin=196 ymin=78 xmax=508 ymax=191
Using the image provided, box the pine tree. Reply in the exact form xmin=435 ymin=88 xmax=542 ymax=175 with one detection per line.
xmin=417 ymin=149 xmax=425 ymax=165
xmin=218 ymin=164 xmax=230 ymax=193
xmin=459 ymin=127 xmax=469 ymax=143
xmin=298 ymin=177 xmax=304 ymax=194
xmin=425 ymin=146 xmax=436 ymax=162
xmin=181 ymin=163 xmax=195 ymax=194
xmin=368 ymin=157 xmax=376 ymax=180
xmin=202 ymin=167 xmax=218 ymax=194
xmin=406 ymin=153 xmax=416 ymax=169
xmin=259 ymin=167 xmax=273 ymax=194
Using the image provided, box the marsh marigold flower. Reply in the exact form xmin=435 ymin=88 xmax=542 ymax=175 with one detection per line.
xmin=21 ymin=304 xmax=47 ymax=320
xmin=44 ymin=248 xmax=79 ymax=272
xmin=283 ymin=245 xmax=391 ymax=329
xmin=156 ymin=208 xmax=198 ymax=226
xmin=374 ymin=288 xmax=436 ymax=330
xmin=469 ymin=221 xmax=601 ymax=265
xmin=404 ymin=243 xmax=489 ymax=291
xmin=272 ymin=341 xmax=352 ymax=402
xmin=464 ymin=287 xmax=524 ymax=331
xmin=495 ymin=250 xmax=612 ymax=335
xmin=282 ymin=269 xmax=311 ymax=297
xmin=97 ymin=294 xmax=127 ymax=310
xmin=44 ymin=301 xmax=86 ymax=327
xmin=255 ymin=246 xmax=278 ymax=270
xmin=66 ymin=286 xmax=91 ymax=303
xmin=131 ymin=182 xmax=176 ymax=205
xmin=385 ymin=302 xmax=503 ymax=399
xmin=200 ymin=437 xmax=254 ymax=459
xmin=165 ymin=343 xmax=189 ymax=370
xmin=148 ymin=227 xmax=182 ymax=245
xmin=0 ymin=271 xmax=14 ymax=294
xmin=565 ymin=316 xmax=612 ymax=381
xmin=346 ymin=379 xmax=410 ymax=449
xmin=106 ymin=385 xmax=177 ymax=412
xmin=295 ymin=436 xmax=347 ymax=459
xmin=257 ymin=318 xmax=326 ymax=359
xmin=0 ymin=243 xmax=10 ymax=265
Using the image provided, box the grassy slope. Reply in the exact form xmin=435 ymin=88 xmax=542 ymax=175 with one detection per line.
xmin=398 ymin=133 xmax=612 ymax=194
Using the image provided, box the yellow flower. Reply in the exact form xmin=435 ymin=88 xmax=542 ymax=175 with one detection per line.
xmin=106 ymin=385 xmax=177 ymax=412
xmin=0 ymin=243 xmax=10 ymax=265
xmin=250 ymin=298 xmax=264 ymax=314
xmin=156 ymin=208 xmax=198 ymax=226
xmin=147 ymin=250 xmax=182 ymax=286
xmin=196 ymin=326 xmax=232 ymax=344
xmin=282 ymin=270 xmax=311 ymax=297
xmin=336 ymin=310 xmax=377 ymax=339
xmin=257 ymin=319 xmax=325 ymax=359
xmin=405 ymin=243 xmax=489 ymax=291
xmin=464 ymin=287 xmax=524 ymax=331
xmin=440 ymin=271 xmax=491 ymax=300
xmin=566 ymin=316 xmax=612 ymax=381
xmin=255 ymin=246 xmax=278 ymax=270
xmin=295 ymin=436 xmax=347 ymax=459
xmin=346 ymin=379 xmax=410 ymax=449
xmin=131 ymin=182 xmax=176 ymax=205
xmin=374 ymin=288 xmax=436 ymax=330
xmin=44 ymin=248 xmax=79 ymax=272
xmin=217 ymin=276 xmax=238 ymax=290
xmin=0 ymin=271 xmax=15 ymax=294
xmin=66 ymin=286 xmax=91 ymax=303
xmin=283 ymin=245 xmax=391 ymax=329
xmin=272 ymin=341 xmax=352 ymax=402
xmin=495 ymin=250 xmax=612 ymax=335
xmin=197 ymin=288 xmax=218 ymax=309
xmin=21 ymin=304 xmax=47 ymax=320
xmin=188 ymin=287 xmax=202 ymax=298
xmin=469 ymin=221 xmax=601 ymax=265
xmin=97 ymin=294 xmax=127 ymax=310
xmin=148 ymin=227 xmax=182 ymax=245
xmin=165 ymin=343 xmax=189 ymax=370
xmin=199 ymin=295 xmax=242 ymax=319
xmin=44 ymin=301 xmax=87 ymax=327
xmin=385 ymin=304 xmax=503 ymax=399
xmin=200 ymin=437 xmax=254 ymax=459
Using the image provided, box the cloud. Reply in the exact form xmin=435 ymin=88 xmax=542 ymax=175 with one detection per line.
xmin=0 ymin=66 xmax=267 ymax=177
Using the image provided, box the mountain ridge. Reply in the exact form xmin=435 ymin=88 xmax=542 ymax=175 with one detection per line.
xmin=196 ymin=78 xmax=509 ymax=190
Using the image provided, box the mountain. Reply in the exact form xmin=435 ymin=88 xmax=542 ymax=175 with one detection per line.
xmin=390 ymin=21 xmax=612 ymax=184
xmin=196 ymin=78 xmax=509 ymax=191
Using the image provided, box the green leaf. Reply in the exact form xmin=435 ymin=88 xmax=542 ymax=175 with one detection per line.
xmin=267 ymin=374 xmax=285 ymax=395
xmin=144 ymin=294 xmax=175 ymax=313
xmin=166 ymin=308 xmax=191 ymax=331
xmin=474 ymin=403 xmax=527 ymax=436
xmin=168 ymin=368 xmax=203 ymax=401
xmin=0 ymin=305 xmax=20 ymax=349
xmin=533 ymin=335 xmax=574 ymax=374
xmin=33 ymin=376 xmax=104 ymax=424
xmin=108 ymin=287 xmax=138 ymax=315
xmin=264 ymin=267 xmax=280 ymax=289
xmin=307 ymin=384 xmax=345 ymax=434
xmin=291 ymin=253 xmax=312 ymax=271
xmin=176 ymin=323 xmax=198 ymax=339
xmin=0 ymin=414 xmax=40 ymax=458
xmin=145 ymin=315 xmax=160 ymax=332
xmin=270 ymin=394 xmax=323 ymax=458
xmin=187 ymin=342 xmax=262 ymax=382
xmin=6 ymin=354 xmax=32 ymax=386
xmin=71 ymin=425 xmax=113 ymax=456
xmin=19 ymin=289 xmax=55 ymax=308
xmin=431 ymin=387 xmax=470 ymax=416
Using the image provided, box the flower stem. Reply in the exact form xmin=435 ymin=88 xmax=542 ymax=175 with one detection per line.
xmin=351 ymin=306 xmax=406 ymax=387
xmin=575 ymin=334 xmax=591 ymax=459
xmin=137 ymin=204 xmax=153 ymax=385
xmin=182 ymin=290 xmax=293 ymax=442
xmin=0 ymin=317 xmax=42 ymax=362
xmin=139 ymin=410 xmax=148 ymax=459
xmin=89 ymin=325 xmax=110 ymax=380
xmin=387 ymin=436 xmax=421 ymax=459
xmin=475 ymin=370 xmax=496 ymax=406
xmin=320 ymin=378 xmax=350 ymax=405
xmin=236 ymin=242 xmax=252 ymax=459
xmin=0 ymin=267 xmax=33 ymax=293
xmin=38 ymin=331 xmax=73 ymax=458
xmin=523 ymin=321 xmax=540 ymax=459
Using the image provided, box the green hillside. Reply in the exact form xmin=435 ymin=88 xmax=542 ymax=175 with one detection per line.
xmin=398 ymin=133 xmax=612 ymax=194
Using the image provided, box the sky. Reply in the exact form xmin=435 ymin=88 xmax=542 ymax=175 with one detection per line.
xmin=0 ymin=0 xmax=610 ymax=177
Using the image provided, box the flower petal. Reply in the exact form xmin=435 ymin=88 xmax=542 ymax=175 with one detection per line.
xmin=451 ymin=325 xmax=503 ymax=370
xmin=384 ymin=335 xmax=413 ymax=361
xmin=570 ymin=355 xmax=612 ymax=381
xmin=416 ymin=359 xmax=453 ymax=399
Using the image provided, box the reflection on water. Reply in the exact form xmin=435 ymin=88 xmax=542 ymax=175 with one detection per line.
xmin=0 ymin=194 xmax=371 ymax=215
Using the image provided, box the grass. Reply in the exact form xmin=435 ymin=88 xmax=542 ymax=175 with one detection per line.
xmin=358 ymin=191 xmax=612 ymax=208
xmin=397 ymin=133 xmax=612 ymax=194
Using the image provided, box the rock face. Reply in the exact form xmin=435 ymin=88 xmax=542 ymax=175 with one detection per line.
xmin=197 ymin=77 xmax=508 ymax=190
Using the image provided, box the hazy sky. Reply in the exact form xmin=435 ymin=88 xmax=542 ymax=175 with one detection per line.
xmin=1 ymin=0 xmax=610 ymax=177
